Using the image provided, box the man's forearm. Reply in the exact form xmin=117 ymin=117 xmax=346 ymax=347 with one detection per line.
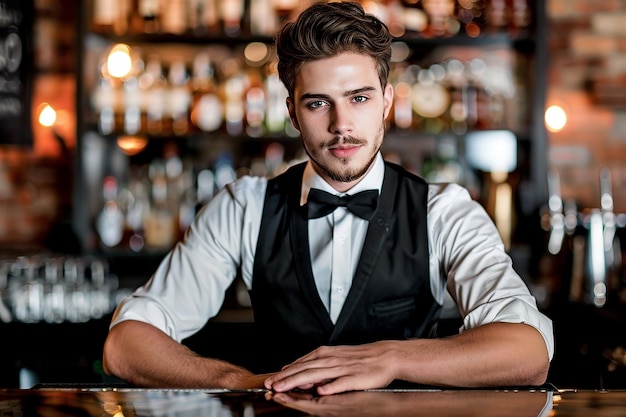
xmin=103 ymin=320 xmax=268 ymax=389
xmin=393 ymin=322 xmax=550 ymax=387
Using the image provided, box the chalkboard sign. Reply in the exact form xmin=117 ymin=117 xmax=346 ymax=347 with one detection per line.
xmin=0 ymin=0 xmax=33 ymax=146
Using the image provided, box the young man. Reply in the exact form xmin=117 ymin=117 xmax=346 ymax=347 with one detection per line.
xmin=103 ymin=1 xmax=553 ymax=395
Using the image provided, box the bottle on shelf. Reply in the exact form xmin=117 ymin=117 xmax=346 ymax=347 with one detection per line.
xmin=167 ymin=59 xmax=192 ymax=136
xmin=161 ymin=0 xmax=187 ymax=35
xmin=92 ymin=0 xmax=129 ymax=35
xmin=140 ymin=56 xmax=167 ymax=135
xmin=219 ymin=0 xmax=245 ymax=36
xmin=188 ymin=0 xmax=221 ymax=35
xmin=144 ymin=159 xmax=177 ymax=251
xmin=123 ymin=76 xmax=142 ymax=135
xmin=96 ymin=176 xmax=125 ymax=248
xmin=136 ymin=0 xmax=161 ymax=34
xmin=190 ymin=52 xmax=224 ymax=133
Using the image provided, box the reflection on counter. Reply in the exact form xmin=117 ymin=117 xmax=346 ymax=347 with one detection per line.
xmin=0 ymin=388 xmax=555 ymax=417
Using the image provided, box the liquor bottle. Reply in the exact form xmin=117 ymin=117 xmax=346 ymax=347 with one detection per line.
xmin=249 ymin=0 xmax=277 ymax=36
xmin=270 ymin=0 xmax=298 ymax=27
xmin=391 ymin=66 xmax=414 ymax=130
xmin=92 ymin=78 xmax=118 ymax=135
xmin=96 ymin=176 xmax=125 ymax=248
xmin=245 ymin=70 xmax=266 ymax=138
xmin=265 ymin=68 xmax=289 ymax=136
xmin=161 ymin=0 xmax=187 ymax=34
xmin=141 ymin=57 xmax=167 ymax=135
xmin=224 ymin=68 xmax=247 ymax=137
xmin=219 ymin=0 xmax=245 ymax=36
xmin=486 ymin=0 xmax=510 ymax=32
xmin=123 ymin=76 xmax=142 ymax=135
xmin=511 ymin=0 xmax=532 ymax=32
xmin=92 ymin=0 xmax=128 ymax=35
xmin=190 ymin=52 xmax=224 ymax=133
xmin=167 ymin=60 xmax=191 ymax=136
xmin=137 ymin=0 xmax=161 ymax=33
xmin=189 ymin=0 xmax=220 ymax=35
xmin=144 ymin=160 xmax=177 ymax=250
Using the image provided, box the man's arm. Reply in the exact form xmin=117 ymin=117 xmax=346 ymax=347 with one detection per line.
xmin=264 ymin=322 xmax=549 ymax=395
xmin=103 ymin=320 xmax=271 ymax=388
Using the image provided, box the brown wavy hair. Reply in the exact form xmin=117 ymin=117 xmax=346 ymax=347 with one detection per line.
xmin=275 ymin=1 xmax=392 ymax=98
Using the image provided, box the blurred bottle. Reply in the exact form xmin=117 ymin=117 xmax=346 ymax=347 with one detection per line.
xmin=140 ymin=56 xmax=167 ymax=135
xmin=220 ymin=0 xmax=245 ymax=36
xmin=190 ymin=52 xmax=224 ymax=133
xmin=265 ymin=67 xmax=290 ymax=136
xmin=123 ymin=76 xmax=142 ymax=135
xmin=245 ymin=70 xmax=266 ymax=138
xmin=249 ymin=0 xmax=278 ymax=36
xmin=92 ymin=78 xmax=119 ymax=135
xmin=167 ymin=59 xmax=192 ymax=136
xmin=486 ymin=0 xmax=510 ymax=32
xmin=223 ymin=62 xmax=247 ymax=136
xmin=189 ymin=0 xmax=221 ymax=35
xmin=96 ymin=176 xmax=125 ymax=248
xmin=93 ymin=0 xmax=129 ymax=35
xmin=161 ymin=0 xmax=187 ymax=34
xmin=137 ymin=0 xmax=161 ymax=33
xmin=144 ymin=159 xmax=177 ymax=250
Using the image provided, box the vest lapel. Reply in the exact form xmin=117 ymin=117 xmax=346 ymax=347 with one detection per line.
xmin=290 ymin=171 xmax=335 ymax=331
xmin=330 ymin=166 xmax=398 ymax=340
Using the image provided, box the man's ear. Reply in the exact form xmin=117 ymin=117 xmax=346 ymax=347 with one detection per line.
xmin=383 ymin=83 xmax=394 ymax=121
xmin=286 ymin=96 xmax=300 ymax=131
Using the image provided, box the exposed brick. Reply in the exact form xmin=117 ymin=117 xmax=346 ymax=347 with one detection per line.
xmin=570 ymin=32 xmax=619 ymax=56
xmin=603 ymin=53 xmax=626 ymax=76
xmin=591 ymin=13 xmax=626 ymax=36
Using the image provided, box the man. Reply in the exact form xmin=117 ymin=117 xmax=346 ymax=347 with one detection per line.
xmin=103 ymin=1 xmax=553 ymax=395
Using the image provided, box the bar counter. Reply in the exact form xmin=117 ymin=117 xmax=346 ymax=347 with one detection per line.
xmin=0 ymin=387 xmax=624 ymax=417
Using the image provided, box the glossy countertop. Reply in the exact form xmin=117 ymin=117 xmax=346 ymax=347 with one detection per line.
xmin=0 ymin=387 xmax=624 ymax=417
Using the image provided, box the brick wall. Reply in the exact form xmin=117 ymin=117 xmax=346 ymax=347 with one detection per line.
xmin=547 ymin=0 xmax=626 ymax=213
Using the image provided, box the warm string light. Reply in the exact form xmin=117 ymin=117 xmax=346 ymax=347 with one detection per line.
xmin=37 ymin=102 xmax=56 ymax=127
xmin=545 ymin=104 xmax=567 ymax=132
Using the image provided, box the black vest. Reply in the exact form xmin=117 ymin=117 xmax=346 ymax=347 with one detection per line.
xmin=249 ymin=161 xmax=440 ymax=373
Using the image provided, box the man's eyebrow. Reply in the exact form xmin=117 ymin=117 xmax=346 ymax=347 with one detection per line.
xmin=299 ymin=86 xmax=378 ymax=102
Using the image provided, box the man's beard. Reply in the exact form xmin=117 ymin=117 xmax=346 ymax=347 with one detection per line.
xmin=304 ymin=122 xmax=384 ymax=184
xmin=313 ymin=146 xmax=379 ymax=183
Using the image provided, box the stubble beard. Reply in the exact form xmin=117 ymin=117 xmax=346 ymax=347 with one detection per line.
xmin=304 ymin=122 xmax=385 ymax=184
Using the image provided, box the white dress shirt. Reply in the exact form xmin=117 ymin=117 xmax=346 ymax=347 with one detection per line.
xmin=110 ymin=153 xmax=554 ymax=359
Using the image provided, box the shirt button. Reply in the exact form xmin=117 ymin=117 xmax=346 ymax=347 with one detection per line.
xmin=337 ymin=286 xmax=344 ymax=294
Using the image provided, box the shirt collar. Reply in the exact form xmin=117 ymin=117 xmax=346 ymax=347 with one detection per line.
xmin=300 ymin=153 xmax=385 ymax=206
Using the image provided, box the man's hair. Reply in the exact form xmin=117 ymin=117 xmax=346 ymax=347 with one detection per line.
xmin=275 ymin=1 xmax=392 ymax=98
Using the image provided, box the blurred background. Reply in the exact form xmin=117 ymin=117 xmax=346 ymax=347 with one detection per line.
xmin=1 ymin=0 xmax=626 ymax=390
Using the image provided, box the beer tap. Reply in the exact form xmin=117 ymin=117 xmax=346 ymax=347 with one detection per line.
xmin=600 ymin=167 xmax=617 ymax=265
xmin=547 ymin=169 xmax=565 ymax=255
xmin=584 ymin=167 xmax=618 ymax=307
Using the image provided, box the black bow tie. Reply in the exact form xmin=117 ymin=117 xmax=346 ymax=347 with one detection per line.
xmin=307 ymin=188 xmax=379 ymax=220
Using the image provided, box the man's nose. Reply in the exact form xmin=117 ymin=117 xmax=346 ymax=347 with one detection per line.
xmin=329 ymin=104 xmax=354 ymax=135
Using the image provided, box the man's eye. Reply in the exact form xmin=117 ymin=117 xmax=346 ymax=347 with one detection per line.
xmin=308 ymin=100 xmax=326 ymax=109
xmin=353 ymin=96 xmax=368 ymax=103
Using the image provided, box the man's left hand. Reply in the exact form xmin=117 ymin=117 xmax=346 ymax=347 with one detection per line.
xmin=264 ymin=341 xmax=397 ymax=395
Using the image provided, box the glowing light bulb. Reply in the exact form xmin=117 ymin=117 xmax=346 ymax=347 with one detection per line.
xmin=107 ymin=43 xmax=133 ymax=79
xmin=545 ymin=105 xmax=567 ymax=132
xmin=38 ymin=103 xmax=57 ymax=127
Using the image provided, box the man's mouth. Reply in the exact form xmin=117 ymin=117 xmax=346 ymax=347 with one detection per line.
xmin=329 ymin=144 xmax=361 ymax=159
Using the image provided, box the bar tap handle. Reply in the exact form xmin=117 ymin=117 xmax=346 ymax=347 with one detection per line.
xmin=599 ymin=167 xmax=616 ymax=256
xmin=587 ymin=209 xmax=607 ymax=307
xmin=564 ymin=199 xmax=579 ymax=235
xmin=547 ymin=170 xmax=565 ymax=255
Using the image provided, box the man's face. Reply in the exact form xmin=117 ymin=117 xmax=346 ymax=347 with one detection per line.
xmin=287 ymin=52 xmax=394 ymax=192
